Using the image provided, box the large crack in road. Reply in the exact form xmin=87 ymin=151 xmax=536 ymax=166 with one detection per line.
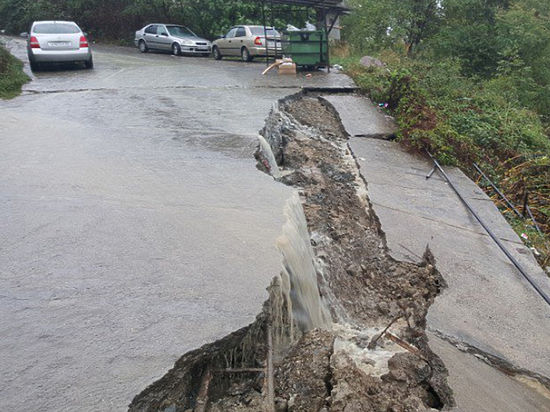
xmin=129 ymin=94 xmax=454 ymax=411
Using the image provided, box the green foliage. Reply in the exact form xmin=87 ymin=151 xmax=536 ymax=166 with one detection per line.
xmin=0 ymin=0 xmax=309 ymax=41
xmin=429 ymin=0 xmax=506 ymax=76
xmin=0 ymin=43 xmax=29 ymax=99
xmin=342 ymin=0 xmax=440 ymax=55
xmin=496 ymin=2 xmax=550 ymax=117
xmin=350 ymin=56 xmax=550 ymax=163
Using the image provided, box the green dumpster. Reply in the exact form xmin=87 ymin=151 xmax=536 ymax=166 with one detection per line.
xmin=282 ymin=30 xmax=328 ymax=68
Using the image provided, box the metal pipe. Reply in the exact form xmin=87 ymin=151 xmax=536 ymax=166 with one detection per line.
xmin=324 ymin=9 xmax=330 ymax=73
xmin=427 ymin=152 xmax=550 ymax=306
xmin=473 ymin=163 xmax=522 ymax=218
xmin=425 ymin=167 xmax=435 ymax=179
xmin=262 ymin=1 xmax=269 ymax=66
xmin=526 ymin=204 xmax=543 ymax=235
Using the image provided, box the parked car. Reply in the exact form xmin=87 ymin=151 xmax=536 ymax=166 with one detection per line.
xmin=22 ymin=21 xmax=93 ymax=71
xmin=212 ymin=25 xmax=282 ymax=62
xmin=135 ymin=24 xmax=211 ymax=56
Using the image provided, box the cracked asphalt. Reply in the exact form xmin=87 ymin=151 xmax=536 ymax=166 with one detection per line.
xmin=0 ymin=37 xmax=354 ymax=411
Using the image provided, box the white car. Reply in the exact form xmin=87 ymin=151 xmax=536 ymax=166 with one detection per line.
xmin=23 ymin=21 xmax=93 ymax=71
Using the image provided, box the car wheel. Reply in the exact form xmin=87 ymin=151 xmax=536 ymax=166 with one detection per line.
xmin=213 ymin=46 xmax=222 ymax=60
xmin=241 ymin=47 xmax=252 ymax=62
xmin=138 ymin=40 xmax=148 ymax=53
xmin=172 ymin=43 xmax=181 ymax=56
xmin=85 ymin=57 xmax=94 ymax=69
xmin=29 ymin=58 xmax=38 ymax=72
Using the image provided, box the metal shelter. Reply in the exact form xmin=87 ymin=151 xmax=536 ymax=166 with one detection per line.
xmin=253 ymin=0 xmax=350 ymax=70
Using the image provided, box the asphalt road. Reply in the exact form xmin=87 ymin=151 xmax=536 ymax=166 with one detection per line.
xmin=0 ymin=38 xmax=353 ymax=411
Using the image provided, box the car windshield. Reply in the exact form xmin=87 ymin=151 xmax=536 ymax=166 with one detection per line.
xmin=33 ymin=23 xmax=80 ymax=34
xmin=249 ymin=27 xmax=280 ymax=37
xmin=166 ymin=26 xmax=196 ymax=37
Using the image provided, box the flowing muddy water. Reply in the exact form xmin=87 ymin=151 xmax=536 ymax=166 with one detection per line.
xmin=129 ymin=94 xmax=453 ymax=411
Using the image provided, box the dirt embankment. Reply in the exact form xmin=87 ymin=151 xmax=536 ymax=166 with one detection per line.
xmin=129 ymin=94 xmax=453 ymax=412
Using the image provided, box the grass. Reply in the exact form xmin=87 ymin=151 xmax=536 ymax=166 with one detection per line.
xmin=0 ymin=43 xmax=29 ymax=99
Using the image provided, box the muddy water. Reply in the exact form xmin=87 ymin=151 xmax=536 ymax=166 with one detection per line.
xmin=277 ymin=193 xmax=332 ymax=332
xmin=0 ymin=37 xmax=354 ymax=411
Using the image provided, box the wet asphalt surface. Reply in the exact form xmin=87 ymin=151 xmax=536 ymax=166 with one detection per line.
xmin=0 ymin=37 xmax=354 ymax=411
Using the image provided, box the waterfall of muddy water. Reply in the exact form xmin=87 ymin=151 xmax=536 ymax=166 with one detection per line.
xmin=257 ymin=135 xmax=282 ymax=179
xmin=277 ymin=193 xmax=332 ymax=333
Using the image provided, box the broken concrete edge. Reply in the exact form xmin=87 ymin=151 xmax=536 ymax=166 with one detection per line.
xmin=318 ymin=95 xmax=550 ymax=401
xmin=259 ymin=94 xmax=455 ymax=406
xmin=129 ymin=276 xmax=298 ymax=411
xmin=300 ymin=86 xmax=359 ymax=93
xmin=346 ymin=140 xmax=550 ymax=397
xmin=430 ymin=329 xmax=550 ymax=392
xmin=130 ymin=92 xmax=456 ymax=411
xmin=319 ymin=94 xmax=398 ymax=140
xmin=318 ymin=94 xmax=398 ymax=140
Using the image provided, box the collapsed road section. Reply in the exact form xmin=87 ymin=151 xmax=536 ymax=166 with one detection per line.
xmin=129 ymin=93 xmax=453 ymax=411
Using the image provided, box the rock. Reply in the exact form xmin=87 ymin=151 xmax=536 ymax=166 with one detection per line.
xmin=274 ymin=397 xmax=288 ymax=412
xmin=377 ymin=301 xmax=390 ymax=314
xmin=288 ymin=394 xmax=296 ymax=411
xmin=346 ymin=263 xmax=361 ymax=277
xmin=359 ymin=56 xmax=384 ymax=68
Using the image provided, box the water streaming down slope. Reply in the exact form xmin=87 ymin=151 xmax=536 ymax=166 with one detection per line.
xmin=257 ymin=135 xmax=282 ymax=179
xmin=276 ymin=193 xmax=332 ymax=333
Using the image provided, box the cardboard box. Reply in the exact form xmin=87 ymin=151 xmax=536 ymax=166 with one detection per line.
xmin=278 ymin=62 xmax=296 ymax=75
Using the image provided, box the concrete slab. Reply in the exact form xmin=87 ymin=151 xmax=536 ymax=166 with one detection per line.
xmin=428 ymin=332 xmax=550 ymax=411
xmin=322 ymin=95 xmax=397 ymax=138
xmin=350 ymin=138 xmax=550 ymax=381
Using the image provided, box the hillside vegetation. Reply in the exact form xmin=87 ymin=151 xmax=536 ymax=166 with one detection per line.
xmin=338 ymin=0 xmax=550 ymax=267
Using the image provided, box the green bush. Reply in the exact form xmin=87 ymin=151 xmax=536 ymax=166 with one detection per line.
xmin=0 ymin=44 xmax=29 ymax=99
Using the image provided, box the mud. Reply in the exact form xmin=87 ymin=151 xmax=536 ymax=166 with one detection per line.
xmin=129 ymin=94 xmax=453 ymax=411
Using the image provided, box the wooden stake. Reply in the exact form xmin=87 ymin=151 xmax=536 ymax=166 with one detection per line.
xmin=195 ymin=367 xmax=212 ymax=412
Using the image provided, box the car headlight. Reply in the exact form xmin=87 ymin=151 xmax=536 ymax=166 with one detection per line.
xmin=182 ymin=40 xmax=194 ymax=46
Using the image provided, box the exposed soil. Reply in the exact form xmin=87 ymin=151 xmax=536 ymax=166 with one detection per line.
xmin=129 ymin=94 xmax=453 ymax=412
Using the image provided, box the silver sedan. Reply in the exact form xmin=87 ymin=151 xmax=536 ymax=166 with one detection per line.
xmin=22 ymin=21 xmax=93 ymax=71
xmin=135 ymin=24 xmax=212 ymax=56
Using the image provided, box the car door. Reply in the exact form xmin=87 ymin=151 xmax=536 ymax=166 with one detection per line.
xmin=234 ymin=27 xmax=247 ymax=54
xmin=220 ymin=27 xmax=237 ymax=55
xmin=156 ymin=25 xmax=171 ymax=50
xmin=144 ymin=25 xmax=159 ymax=49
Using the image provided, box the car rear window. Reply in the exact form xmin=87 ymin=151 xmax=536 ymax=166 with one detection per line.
xmin=249 ymin=27 xmax=279 ymax=37
xmin=33 ymin=23 xmax=80 ymax=34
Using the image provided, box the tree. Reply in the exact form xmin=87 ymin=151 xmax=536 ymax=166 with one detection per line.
xmin=342 ymin=0 xmax=440 ymax=55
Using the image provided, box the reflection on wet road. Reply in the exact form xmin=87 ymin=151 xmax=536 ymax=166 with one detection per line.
xmin=0 ymin=37 xmax=354 ymax=411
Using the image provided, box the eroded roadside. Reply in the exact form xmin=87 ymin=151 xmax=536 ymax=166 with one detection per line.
xmin=129 ymin=94 xmax=454 ymax=412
